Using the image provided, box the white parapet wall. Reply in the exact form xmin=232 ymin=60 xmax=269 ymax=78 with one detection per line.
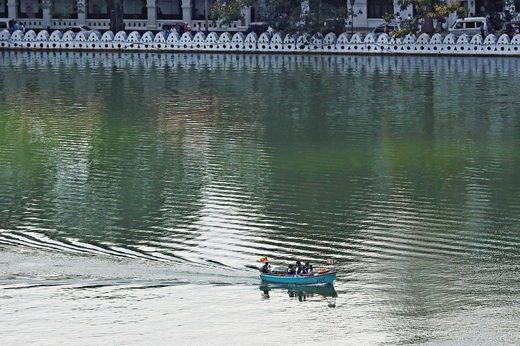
xmin=2 ymin=29 xmax=520 ymax=56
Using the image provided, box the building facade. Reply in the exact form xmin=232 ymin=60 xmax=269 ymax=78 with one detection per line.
xmin=0 ymin=0 xmax=249 ymax=31
xmin=0 ymin=0 xmax=485 ymax=31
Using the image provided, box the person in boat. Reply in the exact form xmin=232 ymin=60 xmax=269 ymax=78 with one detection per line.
xmin=259 ymin=261 xmax=271 ymax=273
xmin=295 ymin=261 xmax=303 ymax=275
xmin=287 ymin=264 xmax=296 ymax=275
xmin=303 ymin=262 xmax=313 ymax=274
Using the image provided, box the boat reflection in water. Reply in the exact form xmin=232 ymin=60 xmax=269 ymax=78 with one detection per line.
xmin=260 ymin=284 xmax=337 ymax=307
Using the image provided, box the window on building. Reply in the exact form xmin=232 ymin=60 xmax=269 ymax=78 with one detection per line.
xmin=17 ymin=0 xmax=43 ymax=19
xmin=0 ymin=0 xmax=7 ymax=17
xmin=156 ymin=0 xmax=182 ymax=20
xmin=191 ymin=0 xmax=214 ymax=20
xmin=50 ymin=0 xmax=78 ymax=19
xmin=367 ymin=0 xmax=394 ymax=19
xmin=122 ymin=0 xmax=147 ymax=19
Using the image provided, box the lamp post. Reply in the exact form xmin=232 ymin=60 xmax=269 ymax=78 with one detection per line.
xmin=349 ymin=0 xmax=355 ymax=34
xmin=205 ymin=0 xmax=209 ymax=32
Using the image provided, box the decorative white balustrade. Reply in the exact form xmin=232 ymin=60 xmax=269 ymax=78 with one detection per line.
xmin=15 ymin=18 xmax=245 ymax=32
xmin=2 ymin=29 xmax=520 ymax=56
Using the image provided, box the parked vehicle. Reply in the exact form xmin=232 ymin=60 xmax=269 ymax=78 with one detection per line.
xmin=66 ymin=25 xmax=99 ymax=37
xmin=448 ymin=17 xmax=491 ymax=36
xmin=0 ymin=19 xmax=10 ymax=30
xmin=371 ymin=24 xmax=398 ymax=34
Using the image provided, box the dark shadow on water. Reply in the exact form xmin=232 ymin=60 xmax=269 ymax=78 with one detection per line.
xmin=260 ymin=283 xmax=337 ymax=307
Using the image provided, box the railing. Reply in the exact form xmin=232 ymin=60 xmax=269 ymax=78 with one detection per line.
xmin=3 ymin=29 xmax=520 ymax=58
xmin=50 ymin=19 xmax=150 ymax=30
xmin=51 ymin=19 xmax=81 ymax=28
xmin=18 ymin=18 xmax=44 ymax=28
xmin=8 ymin=17 xmax=247 ymax=32
xmin=124 ymin=20 xmax=149 ymax=29
xmin=183 ymin=20 xmax=246 ymax=31
xmin=86 ymin=19 xmax=110 ymax=29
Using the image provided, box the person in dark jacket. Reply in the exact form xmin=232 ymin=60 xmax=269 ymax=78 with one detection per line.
xmin=259 ymin=261 xmax=270 ymax=273
xmin=287 ymin=264 xmax=296 ymax=274
xmin=295 ymin=261 xmax=303 ymax=275
xmin=303 ymin=262 xmax=313 ymax=274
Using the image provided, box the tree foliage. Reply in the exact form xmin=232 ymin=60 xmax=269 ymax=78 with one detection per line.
xmin=392 ymin=0 xmax=467 ymax=36
xmin=211 ymin=0 xmax=253 ymax=23
xmin=211 ymin=0 xmax=355 ymax=34
xmin=212 ymin=0 xmax=466 ymax=36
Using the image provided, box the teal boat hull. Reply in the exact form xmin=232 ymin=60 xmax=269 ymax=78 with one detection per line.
xmin=260 ymin=271 xmax=337 ymax=285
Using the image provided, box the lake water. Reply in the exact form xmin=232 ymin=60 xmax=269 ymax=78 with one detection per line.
xmin=1 ymin=51 xmax=520 ymax=345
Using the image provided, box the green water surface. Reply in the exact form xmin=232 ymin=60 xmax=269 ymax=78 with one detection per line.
xmin=1 ymin=52 xmax=519 ymax=345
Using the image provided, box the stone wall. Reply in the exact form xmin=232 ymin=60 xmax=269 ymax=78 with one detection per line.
xmin=2 ymin=29 xmax=520 ymax=56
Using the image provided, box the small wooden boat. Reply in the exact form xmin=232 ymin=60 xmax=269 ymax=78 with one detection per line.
xmin=260 ymin=270 xmax=337 ymax=285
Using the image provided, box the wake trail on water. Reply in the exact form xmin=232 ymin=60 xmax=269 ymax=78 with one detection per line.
xmin=0 ymin=227 xmax=249 ymax=268
xmin=0 ymin=240 xmax=259 ymax=290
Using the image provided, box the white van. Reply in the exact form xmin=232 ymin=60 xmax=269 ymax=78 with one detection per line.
xmin=448 ymin=17 xmax=491 ymax=36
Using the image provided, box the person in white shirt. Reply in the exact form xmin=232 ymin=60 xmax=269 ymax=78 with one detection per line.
xmin=395 ymin=12 xmax=402 ymax=30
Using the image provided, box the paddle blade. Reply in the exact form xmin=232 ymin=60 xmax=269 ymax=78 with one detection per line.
xmin=259 ymin=256 xmax=269 ymax=262
xmin=326 ymin=258 xmax=335 ymax=265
